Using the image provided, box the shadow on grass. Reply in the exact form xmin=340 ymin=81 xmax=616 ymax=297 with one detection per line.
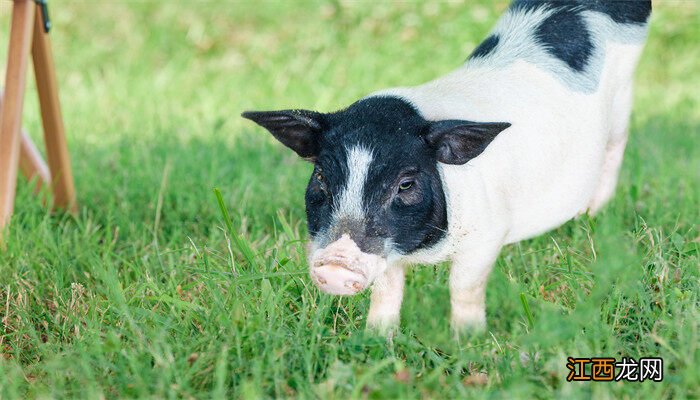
xmin=1 ymin=114 xmax=697 ymax=398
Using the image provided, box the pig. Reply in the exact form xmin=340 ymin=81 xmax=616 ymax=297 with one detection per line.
xmin=242 ymin=0 xmax=651 ymax=333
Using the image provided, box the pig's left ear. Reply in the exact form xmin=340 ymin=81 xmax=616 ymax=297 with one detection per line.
xmin=241 ymin=109 xmax=325 ymax=161
xmin=424 ymin=120 xmax=511 ymax=165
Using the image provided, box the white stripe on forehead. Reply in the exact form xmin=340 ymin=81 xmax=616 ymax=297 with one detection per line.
xmin=333 ymin=145 xmax=374 ymax=221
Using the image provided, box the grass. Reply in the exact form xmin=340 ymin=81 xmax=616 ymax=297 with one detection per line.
xmin=0 ymin=1 xmax=698 ymax=398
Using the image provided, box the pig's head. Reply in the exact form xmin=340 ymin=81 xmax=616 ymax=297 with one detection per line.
xmin=243 ymin=96 xmax=509 ymax=295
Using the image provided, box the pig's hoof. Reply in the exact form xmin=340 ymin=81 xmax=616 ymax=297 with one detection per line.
xmin=311 ymin=264 xmax=368 ymax=295
xmin=451 ymin=317 xmax=486 ymax=339
xmin=365 ymin=317 xmax=399 ymax=338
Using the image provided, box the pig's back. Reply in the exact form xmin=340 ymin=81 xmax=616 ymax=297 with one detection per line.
xmin=373 ymin=1 xmax=650 ymax=244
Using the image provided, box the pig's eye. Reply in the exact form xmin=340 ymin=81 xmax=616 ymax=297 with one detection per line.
xmin=398 ymin=179 xmax=414 ymax=192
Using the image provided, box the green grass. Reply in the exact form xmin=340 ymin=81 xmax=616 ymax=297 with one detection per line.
xmin=1 ymin=1 xmax=698 ymax=398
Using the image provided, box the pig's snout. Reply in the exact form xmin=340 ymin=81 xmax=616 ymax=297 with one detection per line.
xmin=309 ymin=234 xmax=383 ymax=296
xmin=311 ymin=263 xmax=368 ymax=295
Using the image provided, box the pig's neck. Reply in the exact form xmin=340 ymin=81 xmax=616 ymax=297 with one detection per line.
xmin=371 ymin=38 xmax=646 ymax=265
xmin=371 ymin=63 xmax=530 ymax=265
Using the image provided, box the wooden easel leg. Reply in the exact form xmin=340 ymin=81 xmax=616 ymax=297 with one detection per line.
xmin=20 ymin=131 xmax=52 ymax=193
xmin=31 ymin=3 xmax=76 ymax=213
xmin=0 ymin=90 xmax=50 ymax=194
xmin=0 ymin=0 xmax=35 ymax=230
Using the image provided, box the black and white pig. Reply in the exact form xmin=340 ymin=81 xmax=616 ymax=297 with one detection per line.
xmin=242 ymin=1 xmax=651 ymax=333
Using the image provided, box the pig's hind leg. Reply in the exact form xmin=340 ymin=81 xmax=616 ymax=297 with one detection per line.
xmin=588 ymin=135 xmax=628 ymax=215
xmin=588 ymin=82 xmax=634 ymax=215
xmin=366 ymin=265 xmax=405 ymax=333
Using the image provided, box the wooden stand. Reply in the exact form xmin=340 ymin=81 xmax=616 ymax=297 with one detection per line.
xmin=0 ymin=0 xmax=76 ymax=237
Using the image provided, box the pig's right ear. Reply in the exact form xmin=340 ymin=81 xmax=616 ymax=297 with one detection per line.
xmin=424 ymin=120 xmax=511 ymax=165
xmin=241 ymin=110 xmax=325 ymax=161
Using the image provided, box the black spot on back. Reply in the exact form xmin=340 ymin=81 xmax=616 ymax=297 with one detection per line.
xmin=507 ymin=1 xmax=650 ymax=72
xmin=469 ymin=34 xmax=500 ymax=60
xmin=585 ymin=0 xmax=651 ymax=24
xmin=511 ymin=0 xmax=651 ymax=25
xmin=534 ymin=5 xmax=593 ymax=72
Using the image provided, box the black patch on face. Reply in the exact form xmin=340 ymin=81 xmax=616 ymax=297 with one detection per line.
xmin=309 ymin=97 xmax=449 ymax=255
xmin=469 ymin=34 xmax=500 ymax=60
xmin=305 ymin=154 xmax=346 ymax=238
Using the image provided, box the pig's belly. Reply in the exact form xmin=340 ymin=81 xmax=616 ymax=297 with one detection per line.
xmin=474 ymin=106 xmax=609 ymax=244
xmin=502 ymin=133 xmax=607 ymax=244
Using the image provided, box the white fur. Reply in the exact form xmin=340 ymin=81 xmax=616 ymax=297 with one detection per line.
xmin=366 ymin=8 xmax=648 ymax=332
xmin=333 ymin=146 xmax=373 ymax=222
xmin=588 ymin=135 xmax=628 ymax=214
xmin=367 ymin=265 xmax=405 ymax=332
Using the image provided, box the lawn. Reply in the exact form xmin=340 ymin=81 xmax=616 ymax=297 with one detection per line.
xmin=0 ymin=1 xmax=698 ymax=398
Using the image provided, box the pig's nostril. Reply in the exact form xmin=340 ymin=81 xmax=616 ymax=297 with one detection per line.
xmin=317 ymin=277 xmax=327 ymax=284
xmin=344 ymin=280 xmax=364 ymax=293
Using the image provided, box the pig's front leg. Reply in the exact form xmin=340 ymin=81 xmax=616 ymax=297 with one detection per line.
xmin=366 ymin=265 xmax=405 ymax=333
xmin=450 ymin=244 xmax=502 ymax=333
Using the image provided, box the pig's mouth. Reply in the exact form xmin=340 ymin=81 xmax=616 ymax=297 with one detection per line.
xmin=309 ymin=234 xmax=385 ymax=296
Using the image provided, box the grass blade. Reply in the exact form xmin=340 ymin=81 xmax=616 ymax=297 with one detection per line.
xmin=213 ymin=188 xmax=257 ymax=268
xmin=520 ymin=292 xmax=535 ymax=329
